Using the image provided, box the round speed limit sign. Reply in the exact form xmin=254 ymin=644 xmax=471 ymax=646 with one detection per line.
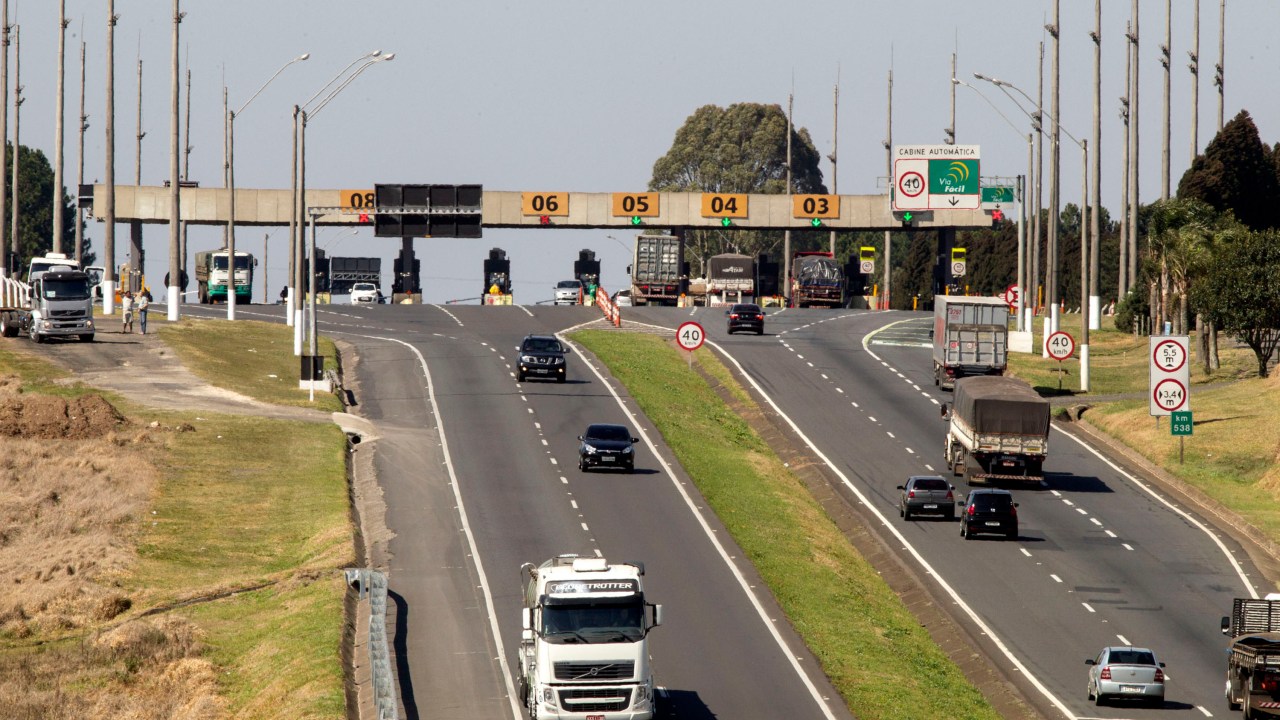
xmin=1046 ymin=330 xmax=1075 ymax=360
xmin=676 ymin=322 xmax=705 ymax=352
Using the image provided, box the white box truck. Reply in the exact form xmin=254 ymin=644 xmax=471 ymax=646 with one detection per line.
xmin=932 ymin=295 xmax=1009 ymax=390
xmin=518 ymin=555 xmax=663 ymax=719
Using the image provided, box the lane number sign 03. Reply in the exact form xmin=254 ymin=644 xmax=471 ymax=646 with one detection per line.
xmin=1149 ymin=336 xmax=1190 ymax=416
xmin=1046 ymin=331 xmax=1075 ymax=361
xmin=676 ymin=322 xmax=705 ymax=352
xmin=790 ymin=194 xmax=840 ymax=219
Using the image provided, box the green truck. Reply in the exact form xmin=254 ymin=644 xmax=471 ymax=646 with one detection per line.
xmin=194 ymin=248 xmax=256 ymax=304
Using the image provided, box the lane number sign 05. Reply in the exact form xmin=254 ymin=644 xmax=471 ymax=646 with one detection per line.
xmin=1046 ymin=331 xmax=1075 ymax=361
xmin=676 ymin=322 xmax=705 ymax=352
xmin=611 ymin=193 xmax=660 ymax=217
xmin=521 ymin=192 xmax=569 ymax=216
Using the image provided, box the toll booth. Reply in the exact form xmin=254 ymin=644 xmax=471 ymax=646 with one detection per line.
xmin=484 ymin=248 xmax=512 ymax=304
xmin=574 ymin=249 xmax=600 ymax=287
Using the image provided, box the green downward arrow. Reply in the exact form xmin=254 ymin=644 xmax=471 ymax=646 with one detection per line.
xmin=903 ymin=212 xmax=914 ymax=222
xmin=631 ymin=216 xmax=642 ymax=226
xmin=721 ymin=217 xmax=732 ymax=227
xmin=811 ymin=218 xmax=823 ymax=228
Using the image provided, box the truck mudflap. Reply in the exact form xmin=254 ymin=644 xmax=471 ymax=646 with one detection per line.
xmin=969 ymin=472 xmax=1045 ymax=483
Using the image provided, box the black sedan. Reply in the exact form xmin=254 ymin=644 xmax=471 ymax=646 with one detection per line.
xmin=578 ymin=423 xmax=638 ymax=472
xmin=726 ymin=303 xmax=765 ymax=335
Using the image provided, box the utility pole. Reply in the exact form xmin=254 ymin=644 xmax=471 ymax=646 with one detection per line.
xmin=9 ymin=24 xmax=18 ymax=268
xmin=1189 ymin=0 xmax=1200 ymax=163
xmin=131 ymin=58 xmax=143 ymax=294
xmin=1128 ymin=0 xmax=1141 ymax=299
xmin=945 ymin=52 xmax=956 ymax=145
xmin=103 ymin=1 xmax=117 ymax=314
xmin=75 ymin=40 xmax=87 ymax=266
xmin=1079 ymin=138 xmax=1090 ymax=391
xmin=288 ymin=105 xmax=298 ymax=327
xmin=827 ymin=74 xmax=838 ymax=255
xmin=1090 ymin=0 xmax=1102 ymax=329
xmin=1160 ymin=0 xmax=1172 ymax=200
xmin=1032 ymin=42 xmax=1043 ymax=319
xmin=1046 ymin=0 xmax=1060 ymax=333
xmin=0 ymin=0 xmax=8 ymax=279
xmin=883 ymin=68 xmax=892 ymax=311
xmin=167 ymin=0 xmax=183 ymax=320
xmin=1215 ymin=0 xmax=1225 ymax=131
xmin=783 ymin=93 xmax=792 ymax=307
xmin=180 ymin=63 xmax=191 ymax=303
xmin=1119 ymin=31 xmax=1131 ymax=300
xmin=53 ymin=1 xmax=67 ymax=254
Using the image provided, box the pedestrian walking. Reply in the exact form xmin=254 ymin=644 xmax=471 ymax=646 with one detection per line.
xmin=121 ymin=291 xmax=134 ymax=334
xmin=136 ymin=289 xmax=152 ymax=334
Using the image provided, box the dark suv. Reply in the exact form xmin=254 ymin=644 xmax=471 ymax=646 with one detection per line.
xmin=726 ymin=303 xmax=765 ymax=335
xmin=517 ymin=335 xmax=569 ymax=383
xmin=958 ymin=488 xmax=1018 ymax=540
xmin=578 ymin=423 xmax=638 ymax=472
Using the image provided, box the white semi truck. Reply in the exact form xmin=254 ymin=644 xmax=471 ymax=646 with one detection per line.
xmin=518 ymin=555 xmax=663 ymax=720
xmin=0 ymin=269 xmax=95 ymax=342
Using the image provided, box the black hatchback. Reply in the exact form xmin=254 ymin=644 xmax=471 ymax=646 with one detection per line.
xmin=516 ymin=335 xmax=569 ymax=383
xmin=726 ymin=303 xmax=765 ymax=335
xmin=578 ymin=423 xmax=638 ymax=472
xmin=958 ymin=489 xmax=1019 ymax=540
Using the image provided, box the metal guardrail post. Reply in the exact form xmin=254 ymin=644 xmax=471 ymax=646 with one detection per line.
xmin=346 ymin=568 xmax=397 ymax=720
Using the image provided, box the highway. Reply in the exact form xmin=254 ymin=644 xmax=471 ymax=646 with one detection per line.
xmin=183 ymin=300 xmax=1266 ymax=719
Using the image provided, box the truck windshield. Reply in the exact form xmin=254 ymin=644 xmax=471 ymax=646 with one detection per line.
xmin=29 ymin=262 xmax=77 ymax=280
xmin=542 ymin=600 xmax=644 ymax=643
xmin=41 ymin=279 xmax=91 ymax=300
xmin=212 ymin=256 xmax=252 ymax=270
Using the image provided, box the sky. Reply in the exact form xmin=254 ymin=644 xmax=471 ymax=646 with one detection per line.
xmin=9 ymin=0 xmax=1278 ymax=304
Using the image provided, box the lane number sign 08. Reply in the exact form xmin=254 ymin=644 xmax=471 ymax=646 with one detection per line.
xmin=521 ymin=192 xmax=569 ymax=216
xmin=676 ymin=321 xmax=705 ymax=352
xmin=341 ymin=190 xmax=376 ymax=209
xmin=611 ymin=193 xmax=660 ymax=217
xmin=700 ymin=193 xmax=749 ymax=218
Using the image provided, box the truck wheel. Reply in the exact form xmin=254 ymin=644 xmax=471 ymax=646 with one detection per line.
xmin=29 ymin=328 xmax=43 ymax=344
xmin=0 ymin=314 xmax=13 ymax=338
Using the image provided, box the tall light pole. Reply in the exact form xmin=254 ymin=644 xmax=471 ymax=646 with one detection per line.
xmin=1128 ymin=0 xmax=1140 ymax=303
xmin=227 ymin=52 xmax=309 ymax=320
xmin=9 ymin=24 xmax=18 ymax=270
xmin=827 ymin=74 xmax=837 ymax=256
xmin=1160 ymin=0 xmax=1172 ymax=201
xmin=131 ymin=58 xmax=143 ymax=294
xmin=1047 ymin=2 xmax=1060 ymax=332
xmin=295 ymin=52 xmax=394 ymax=356
xmin=75 ymin=39 xmax=87 ymax=266
xmin=1119 ymin=38 xmax=1131 ymax=301
xmin=53 ymin=1 xmax=67 ymax=255
xmin=180 ymin=63 xmax=191 ymax=304
xmin=783 ymin=93 xmax=792 ymax=307
xmin=882 ymin=68 xmax=892 ymax=311
xmin=0 ymin=0 xmax=8 ymax=279
xmin=166 ymin=0 xmax=184 ymax=321
xmin=288 ymin=49 xmax=381 ymax=330
xmin=103 ymin=3 xmax=117 ymax=313
xmin=1090 ymin=0 xmax=1102 ymax=330
xmin=1189 ymin=0 xmax=1201 ymax=164
xmin=1215 ymin=0 xmax=1225 ymax=132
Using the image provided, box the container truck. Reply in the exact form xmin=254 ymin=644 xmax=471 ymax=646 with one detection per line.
xmin=0 ymin=269 xmax=95 ymax=342
xmin=943 ymin=376 xmax=1049 ymax=483
xmin=1224 ymin=596 xmax=1280 ymax=717
xmin=194 ymin=248 xmax=256 ymax=304
xmin=932 ymin=295 xmax=1010 ymax=390
xmin=790 ymin=251 xmax=844 ymax=308
xmin=630 ymin=234 xmax=683 ymax=306
xmin=518 ymin=555 xmax=663 ymax=720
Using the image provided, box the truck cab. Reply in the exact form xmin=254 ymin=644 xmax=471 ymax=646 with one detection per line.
xmin=27 ymin=252 xmax=80 ymax=283
xmin=518 ymin=555 xmax=662 ymax=719
xmin=19 ymin=270 xmax=95 ymax=343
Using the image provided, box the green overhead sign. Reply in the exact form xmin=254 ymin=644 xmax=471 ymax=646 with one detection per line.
xmin=928 ymin=159 xmax=980 ymax=196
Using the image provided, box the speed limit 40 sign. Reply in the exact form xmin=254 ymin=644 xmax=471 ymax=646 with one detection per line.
xmin=676 ymin=322 xmax=705 ymax=352
xmin=1149 ymin=336 xmax=1190 ymax=416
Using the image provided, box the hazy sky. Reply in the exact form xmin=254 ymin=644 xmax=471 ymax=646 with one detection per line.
xmin=11 ymin=0 xmax=1277 ymax=304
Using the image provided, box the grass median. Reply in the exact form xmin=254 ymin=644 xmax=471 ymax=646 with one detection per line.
xmin=572 ymin=330 xmax=1000 ymax=720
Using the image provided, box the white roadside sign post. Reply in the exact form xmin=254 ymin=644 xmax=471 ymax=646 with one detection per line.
xmin=1149 ymin=336 xmax=1190 ymax=417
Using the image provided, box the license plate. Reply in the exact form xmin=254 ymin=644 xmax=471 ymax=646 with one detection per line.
xmin=588 ymin=716 xmax=605 ymax=720
xmin=602 ymin=456 xmax=615 ymax=462
xmin=1120 ymin=685 xmax=1142 ymax=694
xmin=985 ymin=521 xmax=1002 ymax=527
xmin=923 ymin=504 xmax=938 ymax=509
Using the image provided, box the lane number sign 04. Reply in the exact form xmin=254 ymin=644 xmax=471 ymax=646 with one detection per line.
xmin=1149 ymin=336 xmax=1190 ymax=416
xmin=676 ymin=322 xmax=705 ymax=352
xmin=1046 ymin=331 xmax=1075 ymax=361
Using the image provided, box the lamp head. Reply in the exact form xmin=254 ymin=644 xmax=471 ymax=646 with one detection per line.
xmin=381 ymin=53 xmax=396 ymax=62
xmin=298 ymin=53 xmax=311 ymax=61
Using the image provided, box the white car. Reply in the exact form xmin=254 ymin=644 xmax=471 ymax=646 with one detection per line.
xmin=349 ymin=283 xmax=380 ymax=304
xmin=612 ymin=290 xmax=633 ymax=307
xmin=553 ymin=279 xmax=583 ymax=305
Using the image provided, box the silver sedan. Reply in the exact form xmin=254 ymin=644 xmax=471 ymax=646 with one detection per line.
xmin=1086 ymin=646 xmax=1165 ymax=706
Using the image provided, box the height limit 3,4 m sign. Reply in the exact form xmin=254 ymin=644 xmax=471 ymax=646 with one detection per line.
xmin=1149 ymin=336 xmax=1190 ymax=416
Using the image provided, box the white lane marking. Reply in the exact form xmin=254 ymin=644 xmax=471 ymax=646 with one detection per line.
xmin=924 ymin=464 xmax=935 ymax=472
xmin=550 ymin=458 xmax=558 ymax=466
xmin=1105 ymin=530 xmax=1117 ymax=538
xmin=369 ymin=335 xmax=523 ymax=720
xmin=534 ymin=422 xmax=541 ymax=430
xmin=806 ymin=362 xmax=814 ymax=368
xmin=1082 ymin=603 xmax=1096 ymax=613
xmin=851 ymin=401 xmax=860 ymax=409
xmin=836 ymin=388 xmax=844 ymax=394
xmin=686 ymin=316 xmax=1080 ymax=719
xmin=906 ymin=448 xmax=915 ymax=455
xmin=797 ymin=355 xmax=805 ymax=360
xmin=1050 ymin=574 xmax=1063 ymax=583
xmin=886 ymin=431 xmax=895 ymax=439
xmin=561 ymin=477 xmax=568 ymax=484
xmin=431 ymin=304 xmax=465 ymax=326
xmin=821 ymin=374 xmax=828 ymax=380
xmin=1076 ymin=508 xmax=1089 ymax=515
xmin=1090 ymin=518 xmax=1102 ymax=526
xmin=527 ymin=408 xmax=534 ymax=414
xmin=558 ymin=322 xmax=843 ymax=720
xmin=868 ymin=416 xmax=877 ymax=423
xmin=1020 ymin=548 xmax=1032 ymax=557
xmin=1063 ymin=499 xmax=1075 ymax=506
xmin=1195 ymin=705 xmax=1211 ymax=716
xmin=571 ymin=500 xmax=578 ymax=509
xmin=1116 ymin=634 xmax=1130 ymax=646
xmin=1122 ymin=543 xmax=1134 ymax=551
xmin=517 ymin=304 xmax=534 ymax=317
xmin=1050 ymin=490 xmax=1062 ymax=497
xmin=541 ymin=439 xmax=548 ymax=446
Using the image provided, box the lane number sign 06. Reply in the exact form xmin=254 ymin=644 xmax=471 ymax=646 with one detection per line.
xmin=521 ymin=192 xmax=569 ymax=216
xmin=676 ymin=321 xmax=705 ymax=352
xmin=611 ymin=193 xmax=660 ymax=217
xmin=1046 ymin=331 xmax=1075 ymax=361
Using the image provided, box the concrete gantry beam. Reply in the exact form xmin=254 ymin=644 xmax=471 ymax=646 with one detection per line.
xmin=91 ymin=185 xmax=994 ymax=231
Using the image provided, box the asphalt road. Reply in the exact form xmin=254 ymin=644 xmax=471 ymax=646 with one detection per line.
xmin=172 ymin=300 xmax=1266 ymax=720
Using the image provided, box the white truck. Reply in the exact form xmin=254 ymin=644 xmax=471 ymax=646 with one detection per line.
xmin=943 ymin=375 xmax=1049 ymax=483
xmin=518 ymin=555 xmax=663 ymax=720
xmin=0 ymin=269 xmax=95 ymax=343
xmin=932 ymin=295 xmax=1009 ymax=390
xmin=1223 ymin=596 xmax=1280 ymax=717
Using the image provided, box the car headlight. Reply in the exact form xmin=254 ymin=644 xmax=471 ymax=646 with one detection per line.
xmin=635 ymin=683 xmax=651 ymax=706
xmin=520 ymin=355 xmax=536 ymax=363
xmin=583 ymin=444 xmax=598 ymax=455
xmin=622 ymin=446 xmax=634 ymax=454
xmin=540 ymin=687 xmax=557 ymax=706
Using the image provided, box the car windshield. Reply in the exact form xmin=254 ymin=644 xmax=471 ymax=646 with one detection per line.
xmin=731 ymin=305 xmax=761 ymax=313
xmin=352 ymin=284 xmax=375 ymax=292
xmin=523 ymin=338 xmax=562 ymax=353
xmin=912 ymin=478 xmax=948 ymax=491
xmin=557 ymin=281 xmax=581 ymax=289
xmin=586 ymin=425 xmax=630 ymax=442
xmin=1109 ymin=650 xmax=1155 ymax=665
xmin=972 ymin=494 xmax=1013 ymax=511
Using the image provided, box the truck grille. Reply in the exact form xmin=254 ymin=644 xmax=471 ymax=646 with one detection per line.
xmin=558 ymin=687 xmax=632 ymax=712
xmin=50 ymin=309 xmax=87 ymax=318
xmin=553 ymin=661 xmax=634 ymax=680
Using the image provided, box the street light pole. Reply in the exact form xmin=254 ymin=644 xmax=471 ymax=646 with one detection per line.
xmin=167 ymin=0 xmax=183 ymax=321
xmin=227 ymin=53 xmax=308 ymax=321
xmin=53 ymin=0 xmax=67 ymax=254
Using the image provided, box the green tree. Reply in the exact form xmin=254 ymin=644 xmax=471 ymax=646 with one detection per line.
xmin=892 ymin=233 xmax=934 ymax=310
xmin=1176 ymin=110 xmax=1279 ymax=230
xmin=4 ymin=142 xmax=90 ymax=272
xmin=649 ymin=103 xmax=826 ymax=273
xmin=1190 ymin=227 xmax=1280 ymax=377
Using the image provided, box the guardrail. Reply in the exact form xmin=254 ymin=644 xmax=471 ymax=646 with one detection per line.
xmin=346 ymin=568 xmax=397 ymax=720
xmin=0 ymin=274 xmax=30 ymax=310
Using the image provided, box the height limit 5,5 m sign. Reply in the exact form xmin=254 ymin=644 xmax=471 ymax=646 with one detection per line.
xmin=1149 ymin=336 xmax=1190 ymax=416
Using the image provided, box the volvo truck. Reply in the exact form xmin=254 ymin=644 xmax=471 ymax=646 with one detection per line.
xmin=518 ymin=555 xmax=663 ymax=719
xmin=0 ymin=269 xmax=95 ymax=342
